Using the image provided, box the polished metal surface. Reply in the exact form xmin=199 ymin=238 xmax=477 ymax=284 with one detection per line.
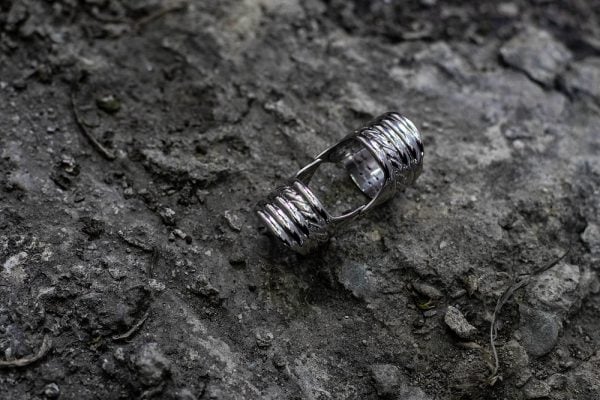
xmin=257 ymin=112 xmax=424 ymax=253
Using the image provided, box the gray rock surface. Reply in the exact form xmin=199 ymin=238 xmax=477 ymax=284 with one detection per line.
xmin=500 ymin=27 xmax=573 ymax=86
xmin=560 ymin=57 xmax=600 ymax=103
xmin=0 ymin=1 xmax=599 ymax=399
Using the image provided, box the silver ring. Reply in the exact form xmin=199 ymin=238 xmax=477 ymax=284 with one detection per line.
xmin=257 ymin=112 xmax=424 ymax=253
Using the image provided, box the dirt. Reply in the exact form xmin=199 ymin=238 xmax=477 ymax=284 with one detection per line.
xmin=1 ymin=1 xmax=599 ymax=399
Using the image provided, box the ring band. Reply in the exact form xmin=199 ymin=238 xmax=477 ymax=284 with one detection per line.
xmin=257 ymin=112 xmax=424 ymax=253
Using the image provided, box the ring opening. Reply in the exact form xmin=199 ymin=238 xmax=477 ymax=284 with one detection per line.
xmin=329 ymin=139 xmax=384 ymax=199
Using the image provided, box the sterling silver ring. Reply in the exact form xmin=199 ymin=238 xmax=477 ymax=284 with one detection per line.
xmin=257 ymin=112 xmax=424 ymax=253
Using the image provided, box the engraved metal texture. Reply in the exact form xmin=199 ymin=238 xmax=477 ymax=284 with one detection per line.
xmin=257 ymin=112 xmax=424 ymax=253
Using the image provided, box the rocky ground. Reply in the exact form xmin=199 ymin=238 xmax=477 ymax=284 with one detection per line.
xmin=1 ymin=0 xmax=600 ymax=399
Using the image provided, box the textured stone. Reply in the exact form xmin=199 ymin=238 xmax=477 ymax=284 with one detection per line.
xmin=444 ymin=306 xmax=477 ymax=340
xmin=527 ymin=263 xmax=581 ymax=314
xmin=560 ymin=57 xmax=600 ymax=102
xmin=518 ymin=305 xmax=560 ymax=357
xmin=500 ymin=27 xmax=572 ymax=86
xmin=412 ymin=282 xmax=443 ymax=299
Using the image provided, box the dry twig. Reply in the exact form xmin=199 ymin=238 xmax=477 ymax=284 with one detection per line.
xmin=112 ymin=311 xmax=150 ymax=342
xmin=486 ymin=249 xmax=570 ymax=385
xmin=0 ymin=335 xmax=52 ymax=369
xmin=71 ymin=88 xmax=116 ymax=161
xmin=134 ymin=1 xmax=188 ymax=31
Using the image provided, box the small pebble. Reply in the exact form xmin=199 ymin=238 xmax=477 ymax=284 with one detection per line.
xmin=256 ymin=330 xmax=274 ymax=348
xmin=412 ymin=282 xmax=443 ymax=299
xmin=444 ymin=306 xmax=477 ymax=339
xmin=498 ymin=2 xmax=519 ymax=17
xmin=96 ymin=94 xmax=121 ymax=114
xmin=224 ymin=210 xmax=242 ymax=232
xmin=413 ymin=316 xmax=425 ymax=328
xmin=272 ymin=353 xmax=286 ymax=369
xmin=159 ymin=207 xmax=176 ymax=226
xmin=43 ymin=383 xmax=60 ymax=399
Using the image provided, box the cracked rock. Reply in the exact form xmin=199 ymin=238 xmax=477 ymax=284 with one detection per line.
xmin=500 ymin=27 xmax=572 ymax=86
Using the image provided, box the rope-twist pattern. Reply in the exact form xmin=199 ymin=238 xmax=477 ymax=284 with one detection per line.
xmin=257 ymin=112 xmax=423 ymax=253
xmin=357 ymin=112 xmax=423 ymax=190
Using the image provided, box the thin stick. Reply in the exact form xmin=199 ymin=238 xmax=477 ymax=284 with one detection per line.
xmin=488 ymin=277 xmax=528 ymax=381
xmin=112 ymin=311 xmax=150 ymax=341
xmin=0 ymin=335 xmax=52 ymax=368
xmin=71 ymin=88 xmax=116 ymax=161
xmin=134 ymin=1 xmax=188 ymax=31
